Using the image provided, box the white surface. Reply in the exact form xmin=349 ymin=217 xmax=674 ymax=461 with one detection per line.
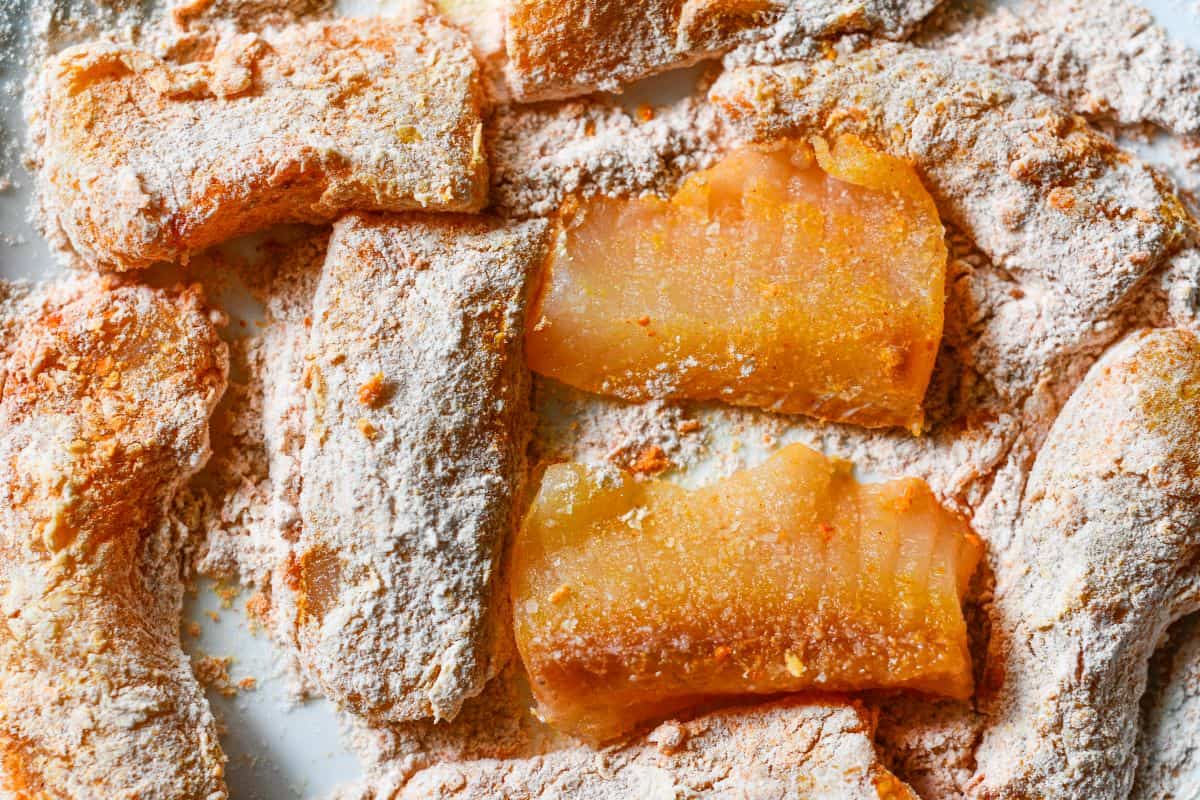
xmin=186 ymin=580 xmax=361 ymax=799
xmin=0 ymin=2 xmax=1197 ymax=798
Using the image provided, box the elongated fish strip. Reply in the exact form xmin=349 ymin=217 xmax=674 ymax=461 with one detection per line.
xmin=283 ymin=212 xmax=551 ymax=723
xmin=513 ymin=442 xmax=981 ymax=741
xmin=33 ymin=18 xmax=488 ymax=271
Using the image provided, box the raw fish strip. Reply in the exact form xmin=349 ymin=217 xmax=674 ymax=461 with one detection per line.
xmin=0 ymin=282 xmax=228 ymax=798
xmin=33 ymin=18 xmax=488 ymax=271
xmin=526 ymin=136 xmax=946 ymax=432
xmin=386 ymin=698 xmax=919 ymax=798
xmin=504 ymin=0 xmax=945 ymax=101
xmin=512 ymin=442 xmax=981 ymax=741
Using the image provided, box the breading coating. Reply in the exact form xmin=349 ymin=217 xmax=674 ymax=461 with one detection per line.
xmin=0 ymin=281 xmax=229 ymax=798
xmin=279 ymin=213 xmax=551 ymax=723
xmin=973 ymin=328 xmax=1200 ymax=799
xmin=348 ymin=698 xmax=917 ymax=799
xmin=710 ymin=41 xmax=1192 ymax=319
xmin=504 ymin=0 xmax=944 ymax=101
xmin=32 ymin=18 xmax=488 ymax=271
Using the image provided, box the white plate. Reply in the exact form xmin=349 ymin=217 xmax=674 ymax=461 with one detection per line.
xmin=0 ymin=2 xmax=1197 ymax=797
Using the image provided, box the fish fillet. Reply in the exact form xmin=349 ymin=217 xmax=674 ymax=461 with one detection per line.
xmin=525 ymin=136 xmax=946 ymax=432
xmin=33 ymin=18 xmax=488 ymax=271
xmin=974 ymin=328 xmax=1200 ymax=800
xmin=282 ymin=212 xmax=552 ymax=723
xmin=384 ymin=698 xmax=918 ymax=799
xmin=711 ymin=41 xmax=1191 ymax=318
xmin=504 ymin=0 xmax=945 ymax=101
xmin=513 ymin=443 xmax=980 ymax=741
xmin=0 ymin=281 xmax=229 ymax=798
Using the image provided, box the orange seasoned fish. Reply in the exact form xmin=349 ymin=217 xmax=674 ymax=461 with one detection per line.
xmin=525 ymin=136 xmax=947 ymax=433
xmin=34 ymin=18 xmax=487 ymax=271
xmin=512 ymin=443 xmax=981 ymax=741
xmin=503 ymin=0 xmax=943 ymax=101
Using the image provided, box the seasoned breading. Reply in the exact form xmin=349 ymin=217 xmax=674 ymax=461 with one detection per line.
xmin=169 ymin=0 xmax=332 ymax=32
xmin=924 ymin=0 xmax=1200 ymax=137
xmin=524 ymin=136 xmax=947 ymax=431
xmin=0 ymin=281 xmax=229 ymax=798
xmin=504 ymin=0 xmax=945 ymax=101
xmin=32 ymin=18 xmax=488 ymax=271
xmin=973 ymin=328 xmax=1200 ymax=800
xmin=277 ymin=213 xmax=551 ymax=723
xmin=710 ymin=41 xmax=1192 ymax=319
xmin=350 ymin=698 xmax=917 ymax=799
